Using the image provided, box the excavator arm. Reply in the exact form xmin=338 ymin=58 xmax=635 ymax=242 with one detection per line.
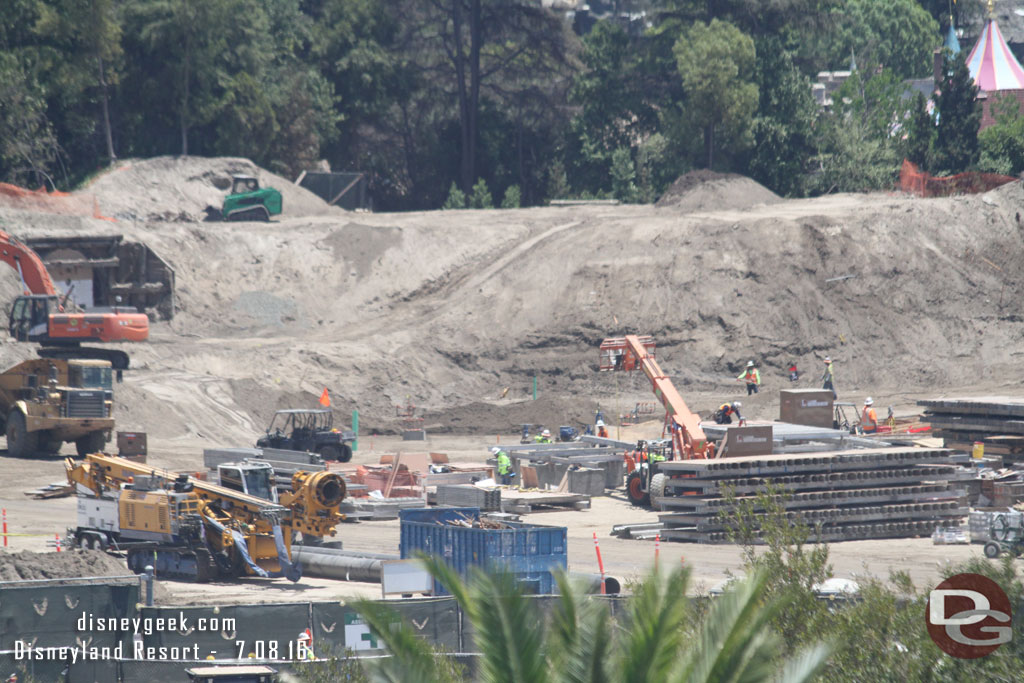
xmin=599 ymin=334 xmax=714 ymax=460
xmin=0 ymin=230 xmax=58 ymax=295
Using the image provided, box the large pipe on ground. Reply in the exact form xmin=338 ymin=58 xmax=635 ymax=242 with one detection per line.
xmin=290 ymin=546 xmax=396 ymax=582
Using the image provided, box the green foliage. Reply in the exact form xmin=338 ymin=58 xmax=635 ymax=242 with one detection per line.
xmin=746 ymin=37 xmax=817 ymax=197
xmin=810 ymin=68 xmax=904 ymax=192
xmin=979 ymin=94 xmax=1024 ymax=175
xmin=610 ymin=147 xmax=639 ymax=203
xmin=350 ymin=554 xmax=829 ymax=683
xmin=673 ymin=19 xmax=758 ymax=168
xmin=469 ymin=178 xmax=493 ymax=209
xmin=0 ymin=52 xmax=60 ymax=187
xmin=932 ymin=50 xmax=982 ymax=174
xmin=500 ymin=184 xmax=521 ymax=208
xmin=831 ymin=0 xmax=940 ymax=79
xmin=442 ymin=181 xmax=467 ymax=209
xmin=901 ymin=91 xmax=935 ymax=169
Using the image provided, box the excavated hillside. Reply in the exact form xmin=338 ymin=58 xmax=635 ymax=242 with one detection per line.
xmin=1 ymin=157 xmax=1022 ymax=445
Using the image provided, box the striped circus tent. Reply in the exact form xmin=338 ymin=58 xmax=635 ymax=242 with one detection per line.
xmin=965 ymin=17 xmax=1024 ymax=91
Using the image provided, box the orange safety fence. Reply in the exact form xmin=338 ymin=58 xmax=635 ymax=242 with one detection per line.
xmin=0 ymin=182 xmax=115 ymax=221
xmin=899 ymin=159 xmax=1016 ymax=197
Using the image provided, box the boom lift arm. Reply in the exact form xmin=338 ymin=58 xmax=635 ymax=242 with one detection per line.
xmin=599 ymin=334 xmax=714 ymax=460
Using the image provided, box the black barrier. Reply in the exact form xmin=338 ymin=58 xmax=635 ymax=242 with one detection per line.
xmin=1 ymin=582 xmax=137 ymax=651
xmin=139 ymin=602 xmax=310 ymax=660
xmin=310 ymin=597 xmax=459 ymax=654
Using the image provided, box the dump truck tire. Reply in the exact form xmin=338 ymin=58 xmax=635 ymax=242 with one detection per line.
xmin=76 ymin=431 xmax=106 ymax=456
xmin=6 ymin=410 xmax=38 ymax=457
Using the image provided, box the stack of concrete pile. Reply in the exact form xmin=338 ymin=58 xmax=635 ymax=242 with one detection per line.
xmin=652 ymin=447 xmax=967 ymax=543
xmin=919 ymin=397 xmax=1024 ymax=466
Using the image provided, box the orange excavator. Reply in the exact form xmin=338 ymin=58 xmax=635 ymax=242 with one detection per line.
xmin=0 ymin=229 xmax=148 ymax=370
xmin=599 ymin=334 xmax=714 ymax=505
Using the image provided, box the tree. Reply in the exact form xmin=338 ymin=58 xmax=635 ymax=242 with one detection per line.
xmin=0 ymin=52 xmax=60 ymax=187
xmin=500 ymin=184 xmax=521 ymax=208
xmin=900 ymin=91 xmax=935 ymax=169
xmin=745 ymin=37 xmax=817 ymax=196
xmin=469 ymin=177 xmax=493 ymax=208
xmin=397 ymin=0 xmax=577 ymax=195
xmin=610 ymin=147 xmax=639 ymax=202
xmin=442 ymin=181 xmax=466 ymax=209
xmin=831 ymin=0 xmax=940 ymax=80
xmin=932 ymin=50 xmax=981 ymax=174
xmin=979 ymin=93 xmax=1024 ymax=175
xmin=673 ymin=19 xmax=758 ymax=168
xmin=352 ymin=556 xmax=830 ymax=683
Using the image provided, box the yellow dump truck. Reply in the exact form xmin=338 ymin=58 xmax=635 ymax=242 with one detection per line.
xmin=0 ymin=358 xmax=114 ymax=457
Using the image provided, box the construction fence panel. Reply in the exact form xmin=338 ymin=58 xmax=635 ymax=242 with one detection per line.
xmin=311 ymin=596 xmax=459 ymax=655
xmin=0 ymin=582 xmax=138 ymax=650
xmin=138 ymin=602 xmax=310 ymax=660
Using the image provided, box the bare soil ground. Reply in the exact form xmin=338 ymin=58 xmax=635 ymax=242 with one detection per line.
xmin=1 ymin=157 xmax=1021 ymax=602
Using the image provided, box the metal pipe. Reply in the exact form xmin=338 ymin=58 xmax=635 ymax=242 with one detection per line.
xmin=291 ymin=545 xmax=398 ymax=561
xmin=291 ymin=547 xmax=385 ymax=582
xmin=571 ymin=573 xmax=621 ymax=595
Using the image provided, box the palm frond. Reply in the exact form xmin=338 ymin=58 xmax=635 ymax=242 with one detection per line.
xmin=613 ymin=565 xmax=691 ymax=683
xmin=551 ymin=572 xmax=612 ymax=683
xmin=352 ymin=598 xmax=449 ymax=683
xmin=773 ymin=642 xmax=831 ymax=683
xmin=419 ymin=554 xmax=549 ymax=683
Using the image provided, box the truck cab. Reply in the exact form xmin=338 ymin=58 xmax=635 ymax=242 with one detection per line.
xmin=217 ymin=461 xmax=278 ymax=503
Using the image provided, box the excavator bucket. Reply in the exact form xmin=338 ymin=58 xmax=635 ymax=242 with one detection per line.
xmin=599 ymin=336 xmax=655 ymax=371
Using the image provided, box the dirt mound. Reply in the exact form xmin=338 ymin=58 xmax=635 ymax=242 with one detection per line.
xmin=0 ymin=549 xmax=130 ymax=580
xmin=656 ymin=169 xmax=779 ymax=212
xmin=80 ymin=156 xmax=342 ymax=222
xmin=422 ymin=395 xmax=600 ymax=434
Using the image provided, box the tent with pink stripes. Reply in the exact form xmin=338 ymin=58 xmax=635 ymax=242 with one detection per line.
xmin=966 ymin=17 xmax=1024 ymax=91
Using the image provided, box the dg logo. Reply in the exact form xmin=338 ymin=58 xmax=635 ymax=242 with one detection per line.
xmin=926 ymin=573 xmax=1012 ymax=659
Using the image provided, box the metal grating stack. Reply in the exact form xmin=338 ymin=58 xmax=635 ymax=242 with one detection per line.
xmin=919 ymin=397 xmax=1024 ymax=464
xmin=653 ymin=447 xmax=968 ymax=543
xmin=435 ymin=484 xmax=502 ymax=511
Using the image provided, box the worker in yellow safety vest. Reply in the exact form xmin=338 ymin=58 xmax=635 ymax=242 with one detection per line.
xmin=737 ymin=360 xmax=761 ymax=395
xmin=492 ymin=447 xmax=514 ymax=485
xmin=861 ymin=397 xmax=878 ymax=433
xmin=534 ymin=429 xmax=552 ymax=443
xmin=821 ymin=357 xmax=836 ymax=399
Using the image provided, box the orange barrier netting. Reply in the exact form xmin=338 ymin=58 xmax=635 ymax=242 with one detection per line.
xmin=0 ymin=182 xmax=115 ymax=221
xmin=899 ymin=159 xmax=1016 ymax=197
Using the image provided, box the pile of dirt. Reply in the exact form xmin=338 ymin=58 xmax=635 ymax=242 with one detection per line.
xmin=656 ymin=169 xmax=779 ymax=212
xmin=0 ymin=549 xmax=132 ymax=581
xmin=80 ymin=156 xmax=342 ymax=222
xmin=422 ymin=395 xmax=601 ymax=434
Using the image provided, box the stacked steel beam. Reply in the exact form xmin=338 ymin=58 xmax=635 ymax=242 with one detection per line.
xmin=651 ymin=447 xmax=966 ymax=543
xmin=919 ymin=397 xmax=1024 ymax=464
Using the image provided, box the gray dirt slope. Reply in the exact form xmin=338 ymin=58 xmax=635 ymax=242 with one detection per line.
xmin=1 ymin=158 xmax=1023 ymax=441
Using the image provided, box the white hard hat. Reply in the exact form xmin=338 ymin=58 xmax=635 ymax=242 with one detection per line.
xmin=864 ymin=397 xmax=873 ymax=405
xmin=824 ymin=356 xmax=832 ymax=363
xmin=490 ymin=447 xmax=500 ymax=455
xmin=542 ymin=429 xmax=551 ymax=436
xmin=596 ymin=420 xmax=605 ymax=427
xmin=298 ymin=631 xmax=310 ymax=641
xmin=732 ymin=401 xmax=742 ymax=409
xmin=747 ymin=360 xmax=755 ymax=367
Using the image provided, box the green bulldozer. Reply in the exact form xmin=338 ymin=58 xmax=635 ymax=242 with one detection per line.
xmin=205 ymin=175 xmax=282 ymax=222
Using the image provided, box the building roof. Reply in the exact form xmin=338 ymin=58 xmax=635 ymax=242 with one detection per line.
xmin=966 ymin=18 xmax=1024 ymax=90
xmin=945 ymin=23 xmax=962 ymax=55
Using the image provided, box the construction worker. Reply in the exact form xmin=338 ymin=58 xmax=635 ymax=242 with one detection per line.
xmin=596 ymin=419 xmax=609 ymax=438
xmin=492 ymin=446 xmax=514 ymax=485
xmin=534 ymin=429 xmax=552 ymax=444
xmin=737 ymin=360 xmax=761 ymax=395
xmin=861 ymin=397 xmax=878 ymax=433
xmin=821 ymin=357 xmax=836 ymax=398
xmin=713 ymin=401 xmax=744 ymax=425
xmin=297 ymin=629 xmax=315 ymax=660
xmin=788 ymin=361 xmax=799 ymax=382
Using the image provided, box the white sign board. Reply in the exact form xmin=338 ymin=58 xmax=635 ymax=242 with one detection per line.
xmin=381 ymin=560 xmax=433 ymax=597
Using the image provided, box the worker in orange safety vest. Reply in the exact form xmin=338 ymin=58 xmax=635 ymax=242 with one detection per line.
xmin=861 ymin=397 xmax=878 ymax=433
xmin=737 ymin=360 xmax=761 ymax=395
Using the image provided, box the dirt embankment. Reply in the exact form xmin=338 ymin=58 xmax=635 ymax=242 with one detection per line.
xmin=1 ymin=160 xmax=1023 ymax=440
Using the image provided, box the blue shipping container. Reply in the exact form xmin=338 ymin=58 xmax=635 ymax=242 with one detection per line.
xmin=400 ymin=507 xmax=567 ymax=596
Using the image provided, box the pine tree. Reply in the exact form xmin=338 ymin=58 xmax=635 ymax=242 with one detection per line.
xmin=932 ymin=50 xmax=982 ymax=174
